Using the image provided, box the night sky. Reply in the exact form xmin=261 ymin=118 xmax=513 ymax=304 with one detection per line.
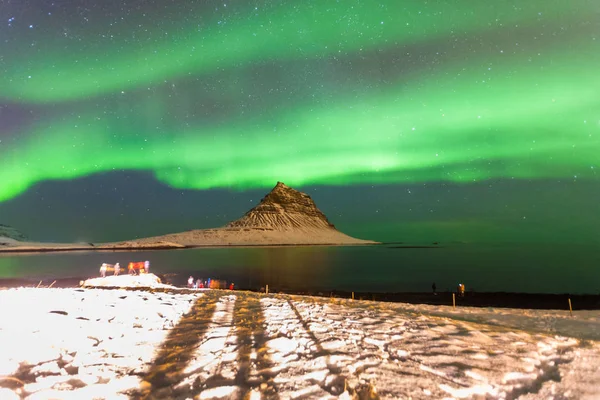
xmin=0 ymin=0 xmax=598 ymax=244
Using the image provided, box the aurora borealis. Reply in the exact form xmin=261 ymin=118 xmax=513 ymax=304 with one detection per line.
xmin=0 ymin=0 xmax=599 ymax=243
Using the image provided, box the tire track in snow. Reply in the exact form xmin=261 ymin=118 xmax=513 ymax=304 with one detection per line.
xmin=260 ymin=296 xmax=345 ymax=399
xmin=179 ymin=294 xmax=238 ymax=396
xmin=232 ymin=292 xmax=280 ymax=399
xmin=136 ymin=291 xmax=221 ymax=398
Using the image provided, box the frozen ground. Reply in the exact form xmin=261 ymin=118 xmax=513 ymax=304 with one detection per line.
xmin=82 ymin=273 xmax=177 ymax=289
xmin=0 ymin=288 xmax=599 ymax=399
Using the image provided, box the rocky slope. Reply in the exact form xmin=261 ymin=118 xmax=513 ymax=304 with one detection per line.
xmin=119 ymin=182 xmax=376 ymax=246
xmin=227 ymin=182 xmax=336 ymax=230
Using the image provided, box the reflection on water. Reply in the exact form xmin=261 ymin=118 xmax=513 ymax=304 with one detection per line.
xmin=0 ymin=244 xmax=599 ymax=294
xmin=0 ymin=256 xmax=19 ymax=278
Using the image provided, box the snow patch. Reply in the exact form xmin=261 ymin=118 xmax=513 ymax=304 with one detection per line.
xmin=82 ymin=273 xmax=176 ymax=289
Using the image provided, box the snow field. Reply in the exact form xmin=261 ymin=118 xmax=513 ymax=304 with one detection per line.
xmin=0 ymin=288 xmax=599 ymax=399
xmin=0 ymin=288 xmax=197 ymax=399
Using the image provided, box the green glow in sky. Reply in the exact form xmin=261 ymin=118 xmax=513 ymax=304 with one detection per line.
xmin=0 ymin=1 xmax=591 ymax=102
xmin=0 ymin=0 xmax=599 ymax=202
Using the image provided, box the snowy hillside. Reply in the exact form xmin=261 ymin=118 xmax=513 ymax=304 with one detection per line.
xmin=0 ymin=224 xmax=27 ymax=243
xmin=0 ymin=224 xmax=97 ymax=251
xmin=82 ymin=273 xmax=176 ymax=289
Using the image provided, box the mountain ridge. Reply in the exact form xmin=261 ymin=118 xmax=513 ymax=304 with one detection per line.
xmin=0 ymin=182 xmax=377 ymax=251
xmin=113 ymin=181 xmax=376 ymax=246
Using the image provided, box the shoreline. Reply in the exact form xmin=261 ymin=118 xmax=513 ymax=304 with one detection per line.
xmin=0 ymin=242 xmax=383 ymax=254
xmin=0 ymin=245 xmax=189 ymax=254
xmin=1 ymin=277 xmax=598 ymax=310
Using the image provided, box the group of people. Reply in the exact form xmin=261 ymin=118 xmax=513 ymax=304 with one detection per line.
xmin=187 ymin=276 xmax=234 ymax=290
xmin=99 ymin=261 xmax=150 ymax=277
xmin=99 ymin=263 xmax=120 ymax=277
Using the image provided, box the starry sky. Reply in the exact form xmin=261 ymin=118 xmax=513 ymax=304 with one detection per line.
xmin=0 ymin=0 xmax=599 ymax=244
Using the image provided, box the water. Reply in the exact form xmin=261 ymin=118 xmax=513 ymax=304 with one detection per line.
xmin=0 ymin=243 xmax=598 ymax=294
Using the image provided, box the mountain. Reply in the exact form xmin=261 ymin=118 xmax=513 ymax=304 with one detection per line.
xmin=227 ymin=182 xmax=336 ymax=230
xmin=110 ymin=182 xmax=376 ymax=247
xmin=0 ymin=183 xmax=377 ymax=252
xmin=0 ymin=224 xmax=27 ymax=243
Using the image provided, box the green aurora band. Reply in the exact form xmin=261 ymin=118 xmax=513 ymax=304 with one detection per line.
xmin=1 ymin=1 xmax=592 ymax=102
xmin=0 ymin=0 xmax=599 ymax=202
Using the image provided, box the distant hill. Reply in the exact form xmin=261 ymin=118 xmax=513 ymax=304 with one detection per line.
xmin=0 ymin=224 xmax=27 ymax=242
xmin=108 ymin=182 xmax=376 ymax=247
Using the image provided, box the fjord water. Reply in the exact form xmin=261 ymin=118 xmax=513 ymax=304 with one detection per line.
xmin=0 ymin=244 xmax=598 ymax=294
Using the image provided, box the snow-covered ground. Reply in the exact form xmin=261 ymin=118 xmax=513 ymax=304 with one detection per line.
xmin=0 ymin=288 xmax=197 ymax=400
xmin=82 ymin=273 xmax=177 ymax=289
xmin=0 ymin=288 xmax=599 ymax=399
